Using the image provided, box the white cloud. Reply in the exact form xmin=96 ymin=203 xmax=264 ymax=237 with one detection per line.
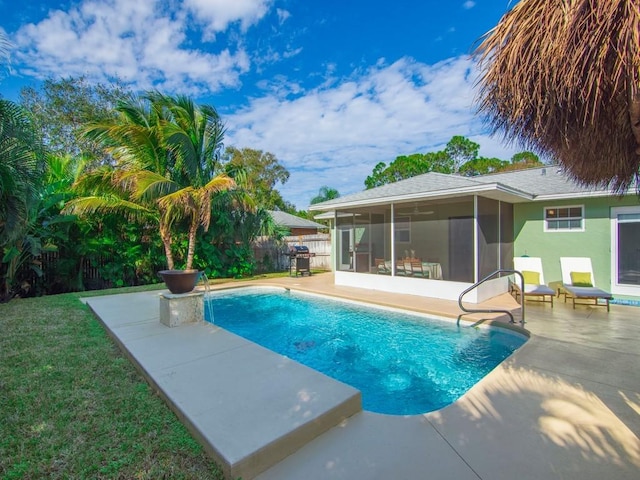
xmin=463 ymin=1 xmax=476 ymax=9
xmin=276 ymin=8 xmax=291 ymax=24
xmin=7 ymin=0 xmax=521 ymax=210
xmin=184 ymin=0 xmax=272 ymax=32
xmin=225 ymin=56 xmax=522 ymax=209
xmin=13 ymin=0 xmax=251 ymax=93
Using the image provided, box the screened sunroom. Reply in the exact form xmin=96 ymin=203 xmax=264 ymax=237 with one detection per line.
xmin=310 ymin=173 xmax=528 ymax=303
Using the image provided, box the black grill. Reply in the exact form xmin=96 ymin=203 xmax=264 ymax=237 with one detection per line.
xmin=287 ymin=245 xmax=315 ymax=276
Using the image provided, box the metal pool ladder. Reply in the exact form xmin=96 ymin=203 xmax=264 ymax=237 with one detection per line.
xmin=457 ymin=269 xmax=525 ymax=325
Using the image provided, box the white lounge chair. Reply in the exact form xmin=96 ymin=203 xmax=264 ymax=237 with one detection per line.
xmin=559 ymin=257 xmax=613 ymax=311
xmin=513 ymin=257 xmax=555 ymax=307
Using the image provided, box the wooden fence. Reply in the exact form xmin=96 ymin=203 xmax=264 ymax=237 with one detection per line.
xmin=252 ymin=233 xmax=332 ymax=272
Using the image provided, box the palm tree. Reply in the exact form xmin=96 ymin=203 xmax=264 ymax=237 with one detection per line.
xmin=310 ymin=186 xmax=340 ymax=205
xmin=0 ymin=98 xmax=47 ymax=299
xmin=65 ymin=92 xmax=235 ymax=270
xmin=150 ymin=92 xmax=236 ymax=269
xmin=474 ymin=0 xmax=640 ymax=191
xmin=0 ymin=99 xmax=44 ymax=248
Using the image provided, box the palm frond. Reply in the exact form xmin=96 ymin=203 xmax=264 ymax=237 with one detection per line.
xmin=63 ymin=195 xmax=154 ymax=222
xmin=474 ymin=0 xmax=640 ymax=191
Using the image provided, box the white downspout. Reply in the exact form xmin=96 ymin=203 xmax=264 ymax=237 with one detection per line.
xmin=473 ymin=195 xmax=478 ymax=283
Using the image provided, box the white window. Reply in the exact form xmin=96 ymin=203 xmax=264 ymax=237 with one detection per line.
xmin=544 ymin=206 xmax=584 ymax=231
xmin=394 ymin=216 xmax=411 ymax=243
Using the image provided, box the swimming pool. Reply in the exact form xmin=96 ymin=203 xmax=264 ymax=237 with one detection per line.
xmin=205 ymin=287 xmax=526 ymax=415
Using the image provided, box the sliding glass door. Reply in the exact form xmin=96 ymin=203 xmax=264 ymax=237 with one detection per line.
xmin=611 ymin=206 xmax=640 ymax=295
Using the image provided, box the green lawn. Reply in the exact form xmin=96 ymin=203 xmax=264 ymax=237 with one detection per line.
xmin=0 ymin=274 xmax=289 ymax=479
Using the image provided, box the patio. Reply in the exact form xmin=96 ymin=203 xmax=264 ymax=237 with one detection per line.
xmin=86 ymin=272 xmax=640 ymax=479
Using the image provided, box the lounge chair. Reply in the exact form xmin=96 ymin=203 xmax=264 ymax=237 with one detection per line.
xmin=559 ymin=257 xmax=613 ymax=311
xmin=513 ymin=257 xmax=555 ymax=307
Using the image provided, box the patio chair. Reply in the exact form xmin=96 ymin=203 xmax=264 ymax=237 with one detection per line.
xmin=410 ymin=261 xmax=429 ymax=278
xmin=395 ymin=259 xmax=410 ymax=276
xmin=513 ymin=257 xmax=555 ymax=307
xmin=559 ymin=257 xmax=613 ymax=311
xmin=375 ymin=258 xmax=391 ymax=275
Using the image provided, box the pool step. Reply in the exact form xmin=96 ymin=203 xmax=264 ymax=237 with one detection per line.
xmin=85 ymin=292 xmax=363 ymax=480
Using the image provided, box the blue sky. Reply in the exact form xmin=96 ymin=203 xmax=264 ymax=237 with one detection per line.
xmin=0 ymin=0 xmax=522 ymax=209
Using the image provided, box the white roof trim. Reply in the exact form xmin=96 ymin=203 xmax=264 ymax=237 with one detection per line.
xmin=532 ymin=190 xmax=615 ymax=201
xmin=309 ymin=182 xmax=533 ymax=211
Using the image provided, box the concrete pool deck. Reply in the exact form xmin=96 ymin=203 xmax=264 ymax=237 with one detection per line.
xmin=85 ymin=273 xmax=640 ymax=479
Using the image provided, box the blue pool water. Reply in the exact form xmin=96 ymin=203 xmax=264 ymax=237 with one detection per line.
xmin=205 ymin=287 xmax=526 ymax=415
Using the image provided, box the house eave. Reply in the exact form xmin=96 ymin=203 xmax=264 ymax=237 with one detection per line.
xmin=533 ymin=190 xmax=623 ymax=201
xmin=309 ymin=183 xmax=533 ymax=212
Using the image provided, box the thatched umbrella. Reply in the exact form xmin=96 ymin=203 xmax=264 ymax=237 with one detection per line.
xmin=474 ymin=0 xmax=640 ymax=192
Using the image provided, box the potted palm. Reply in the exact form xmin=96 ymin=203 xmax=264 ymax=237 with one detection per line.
xmin=65 ymin=92 xmax=235 ymax=294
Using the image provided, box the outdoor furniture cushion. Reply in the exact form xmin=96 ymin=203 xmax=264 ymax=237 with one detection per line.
xmin=522 ymin=270 xmax=540 ymax=285
xmin=570 ymin=271 xmax=593 ymax=287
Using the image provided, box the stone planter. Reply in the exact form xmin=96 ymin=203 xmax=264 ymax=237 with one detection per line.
xmin=158 ymin=269 xmax=201 ymax=294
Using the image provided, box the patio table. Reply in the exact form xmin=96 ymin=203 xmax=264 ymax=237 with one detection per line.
xmin=422 ymin=262 xmax=443 ymax=280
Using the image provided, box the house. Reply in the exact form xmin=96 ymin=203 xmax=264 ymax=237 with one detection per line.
xmin=309 ymin=167 xmax=640 ymax=303
xmin=268 ymin=210 xmax=327 ymax=236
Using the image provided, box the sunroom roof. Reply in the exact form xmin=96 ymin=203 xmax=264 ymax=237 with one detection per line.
xmin=309 ymin=167 xmax=615 ymax=211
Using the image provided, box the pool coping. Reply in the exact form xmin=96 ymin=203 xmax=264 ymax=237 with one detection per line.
xmin=85 ymin=290 xmax=362 ymax=480
xmin=84 ymin=278 xmax=640 ymax=480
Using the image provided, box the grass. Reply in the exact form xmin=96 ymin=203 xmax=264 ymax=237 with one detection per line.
xmin=0 ymin=272 xmax=291 ymax=479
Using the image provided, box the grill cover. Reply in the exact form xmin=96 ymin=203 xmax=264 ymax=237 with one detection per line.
xmin=290 ymin=245 xmax=309 ymax=254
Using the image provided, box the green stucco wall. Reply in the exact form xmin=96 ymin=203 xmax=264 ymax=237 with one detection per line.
xmin=514 ymin=196 xmax=640 ymax=296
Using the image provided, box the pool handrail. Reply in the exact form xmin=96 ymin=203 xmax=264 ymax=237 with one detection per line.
xmin=457 ymin=269 xmax=525 ymax=325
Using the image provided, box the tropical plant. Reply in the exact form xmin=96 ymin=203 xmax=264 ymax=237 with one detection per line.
xmin=310 ymin=186 xmax=340 ymax=205
xmin=65 ymin=92 xmax=235 ymax=271
xmin=0 ymin=99 xmax=47 ymax=300
xmin=474 ymin=0 xmax=640 ymax=191
xmin=0 ymin=100 xmax=44 ymax=247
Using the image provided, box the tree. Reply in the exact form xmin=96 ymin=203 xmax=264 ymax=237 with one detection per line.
xmin=510 ymin=151 xmax=541 ymax=166
xmin=474 ymin=0 xmax=640 ymax=192
xmin=458 ymin=157 xmax=507 ymax=176
xmin=65 ymin=92 xmax=235 ymax=271
xmin=501 ymin=151 xmax=545 ymax=172
xmin=20 ymin=76 xmax=129 ymax=162
xmin=364 ymin=151 xmax=453 ymax=189
xmin=310 ymin=186 xmax=340 ymax=205
xmin=445 ymin=135 xmax=480 ymax=173
xmin=0 ymin=99 xmax=48 ymax=300
xmin=0 ymin=100 xmax=44 ymax=248
xmin=364 ymin=137 xmax=478 ymax=188
xmin=152 ymin=92 xmax=236 ymax=270
xmin=221 ymin=147 xmax=290 ymax=210
xmin=363 ymin=135 xmax=546 ymax=187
